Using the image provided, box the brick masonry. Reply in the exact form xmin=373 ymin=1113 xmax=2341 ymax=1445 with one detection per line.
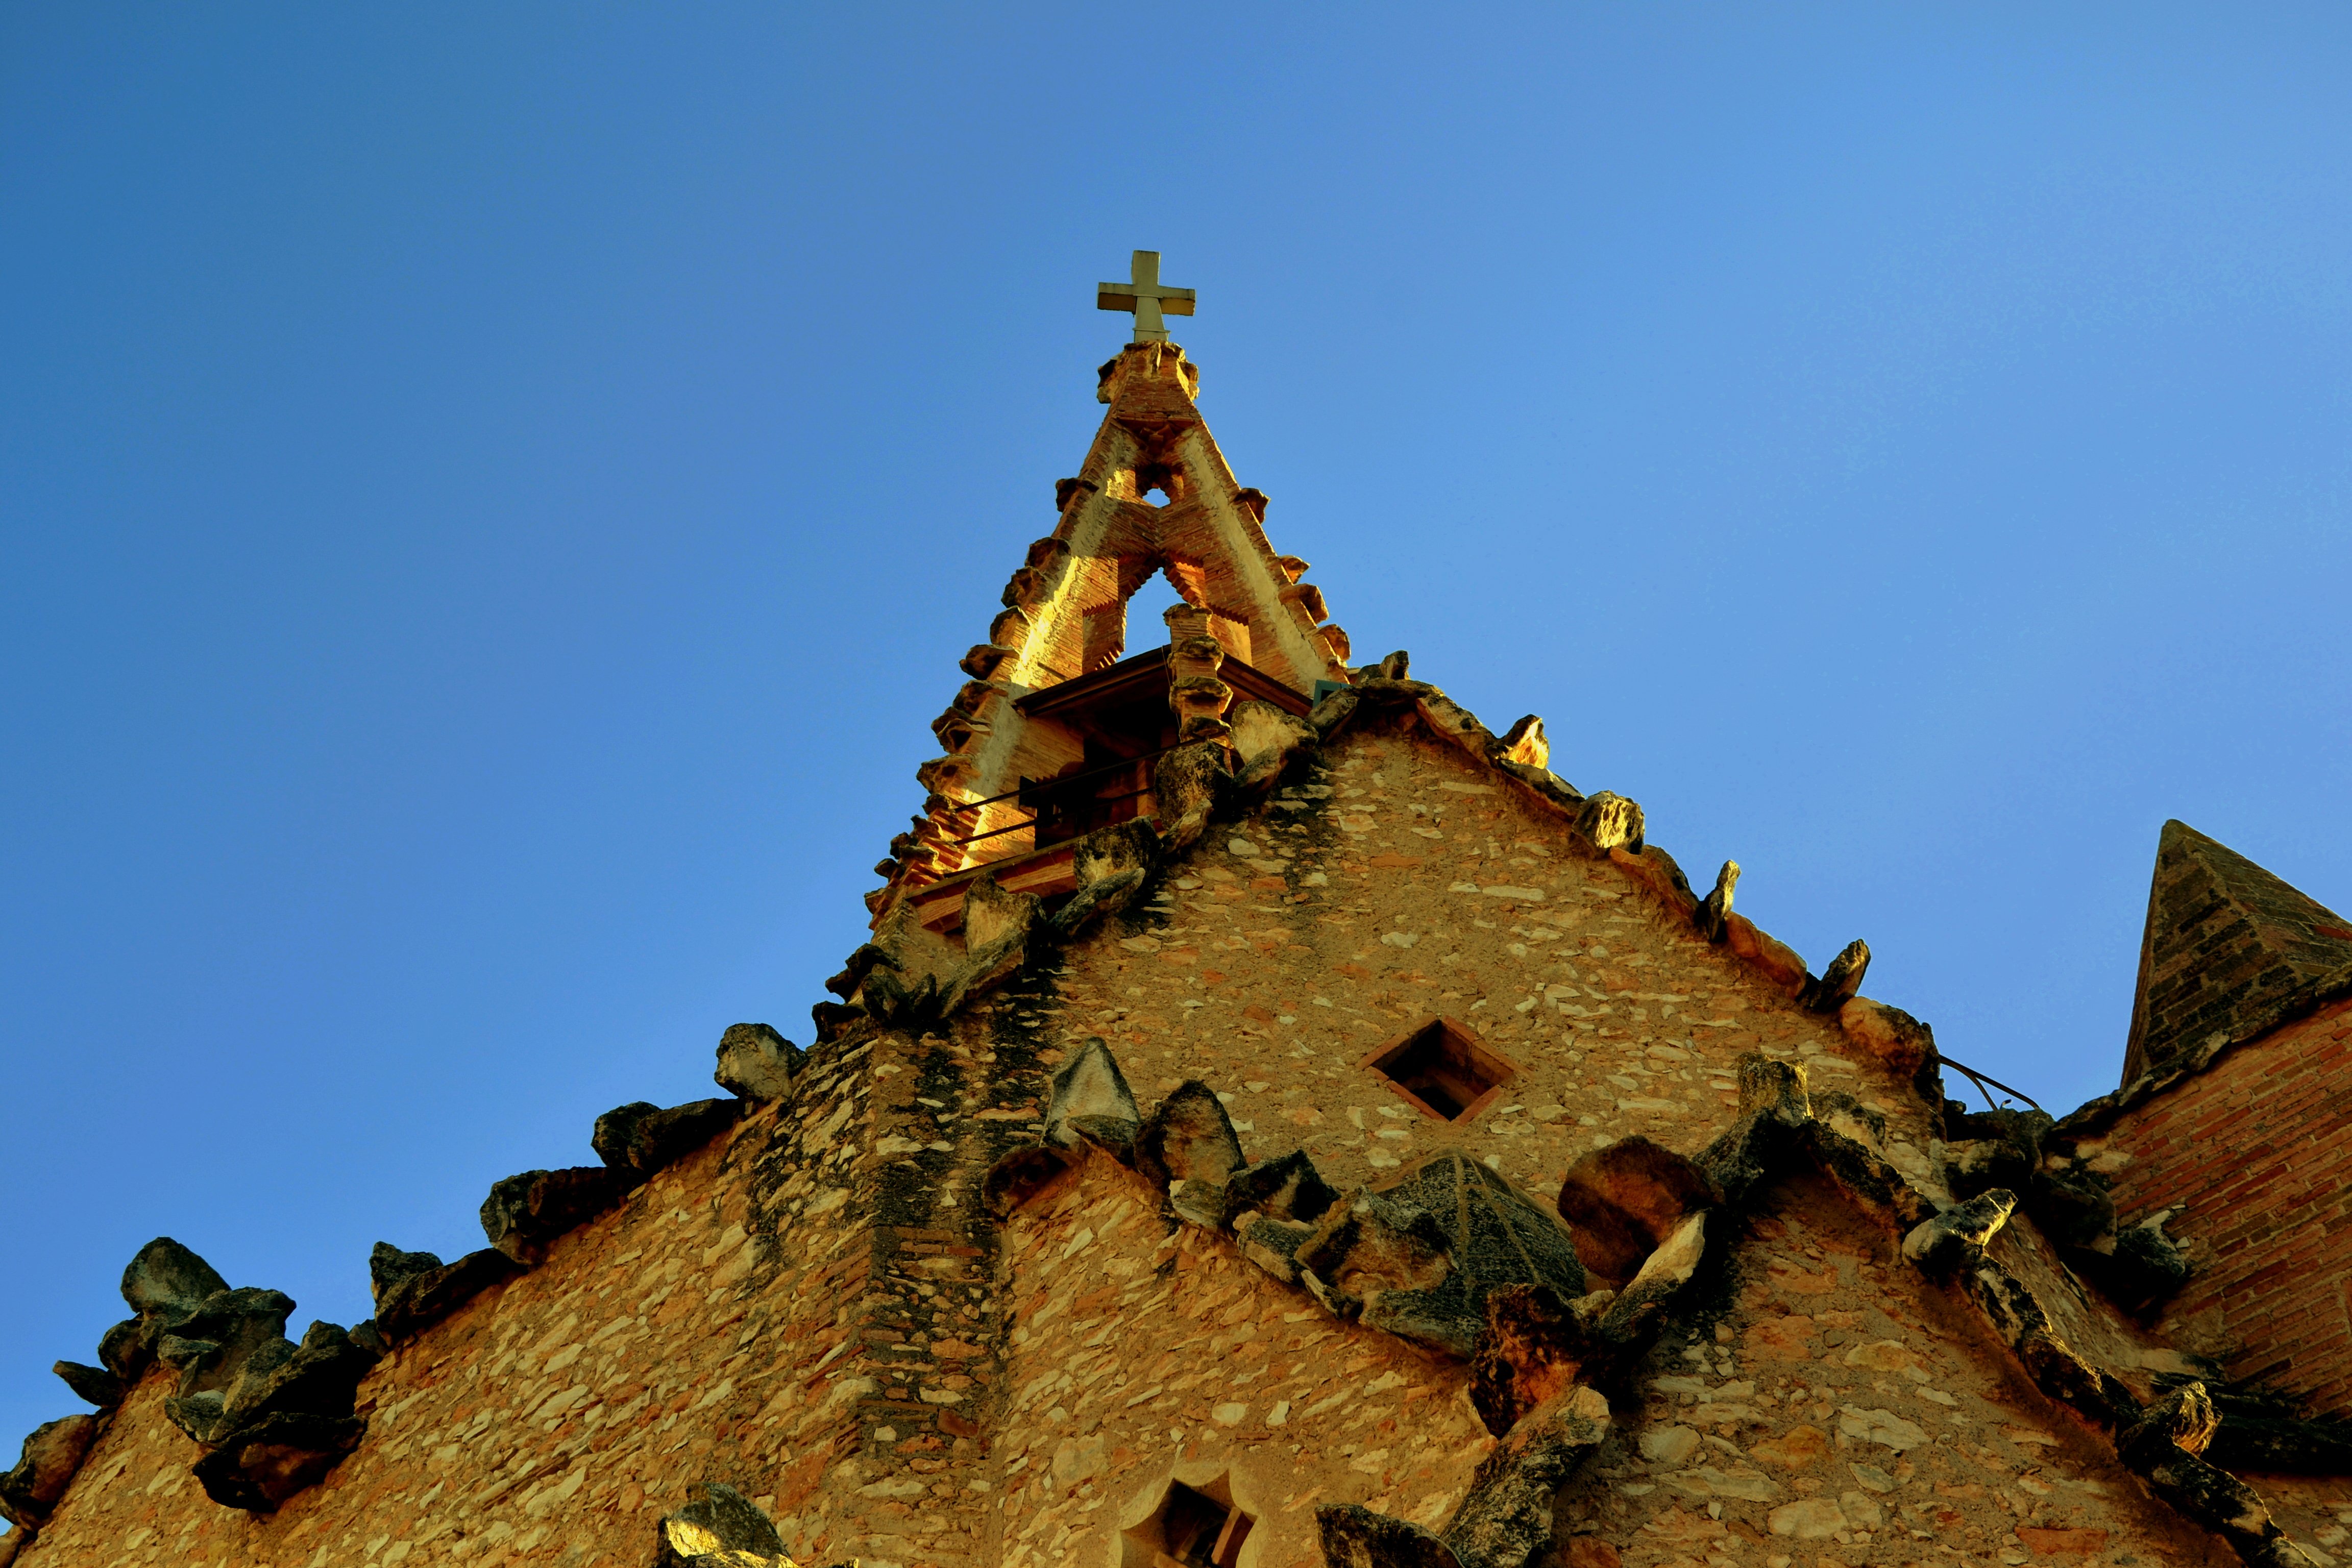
xmin=2121 ymin=820 xmax=2352 ymax=1086
xmin=2100 ymin=996 xmax=2352 ymax=1417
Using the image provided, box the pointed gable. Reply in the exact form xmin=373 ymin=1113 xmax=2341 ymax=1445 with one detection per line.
xmin=1006 ymin=341 xmax=1348 ymax=698
xmin=2121 ymin=819 xmax=2352 ymax=1084
xmin=873 ymin=341 xmax=1353 ymax=916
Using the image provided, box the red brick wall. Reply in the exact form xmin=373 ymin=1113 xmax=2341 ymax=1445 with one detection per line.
xmin=2099 ymin=995 xmax=2352 ymax=1413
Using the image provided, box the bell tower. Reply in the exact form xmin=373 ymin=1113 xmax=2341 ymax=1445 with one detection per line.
xmin=869 ymin=258 xmax=1355 ymax=933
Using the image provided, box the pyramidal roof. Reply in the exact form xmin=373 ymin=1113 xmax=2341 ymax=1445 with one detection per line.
xmin=867 ymin=337 xmax=1354 ymax=916
xmin=2121 ymin=818 xmax=2352 ymax=1084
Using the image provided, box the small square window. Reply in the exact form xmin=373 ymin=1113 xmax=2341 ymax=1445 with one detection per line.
xmin=1361 ymin=1015 xmax=1517 ymax=1121
xmin=1125 ymin=1480 xmax=1254 ymax=1567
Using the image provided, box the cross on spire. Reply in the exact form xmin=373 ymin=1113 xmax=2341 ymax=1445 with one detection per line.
xmin=1096 ymin=250 xmax=1195 ymax=344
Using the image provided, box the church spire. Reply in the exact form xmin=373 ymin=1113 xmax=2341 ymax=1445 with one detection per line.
xmin=865 ymin=265 xmax=1353 ymax=923
xmin=2122 ymin=819 xmax=2352 ymax=1084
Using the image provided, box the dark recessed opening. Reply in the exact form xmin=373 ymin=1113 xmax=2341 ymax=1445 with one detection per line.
xmin=1363 ymin=1016 xmax=1515 ymax=1122
xmin=1154 ymin=1481 xmax=1252 ymax=1567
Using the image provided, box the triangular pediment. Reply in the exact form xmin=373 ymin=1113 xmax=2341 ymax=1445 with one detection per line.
xmin=2121 ymin=819 xmax=2352 ymax=1084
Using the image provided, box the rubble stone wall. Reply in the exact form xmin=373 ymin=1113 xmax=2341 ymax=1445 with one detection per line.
xmin=1557 ymin=1172 xmax=2247 ymax=1566
xmin=990 ymin=1150 xmax=1486 ymax=1568
xmin=18 ymin=1041 xmax=902 ymax=1568
xmin=22 ymin=712 xmax=2188 ymax=1568
xmin=1035 ymin=721 xmax=1941 ymax=1199
xmin=2098 ymin=996 xmax=2352 ymax=1415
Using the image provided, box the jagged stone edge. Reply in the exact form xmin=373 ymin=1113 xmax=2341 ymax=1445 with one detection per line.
xmin=1297 ymin=1061 xmax=2320 ymax=1568
xmin=7 ymin=677 xmax=2285 ymax=1560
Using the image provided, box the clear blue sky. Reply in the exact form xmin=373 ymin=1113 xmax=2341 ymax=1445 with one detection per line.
xmin=5 ymin=4 xmax=2349 ymax=1462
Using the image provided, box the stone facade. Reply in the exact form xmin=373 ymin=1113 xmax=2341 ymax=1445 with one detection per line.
xmin=10 ymin=336 xmax=2351 ymax=1568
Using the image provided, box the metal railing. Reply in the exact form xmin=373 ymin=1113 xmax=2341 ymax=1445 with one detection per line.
xmin=943 ymin=746 xmax=1183 ymax=847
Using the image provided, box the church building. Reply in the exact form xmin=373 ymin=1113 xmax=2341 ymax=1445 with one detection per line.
xmin=7 ymin=256 xmax=2350 ymax=1568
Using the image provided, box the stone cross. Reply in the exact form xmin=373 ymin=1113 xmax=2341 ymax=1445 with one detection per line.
xmin=1096 ymin=251 xmax=1195 ymax=344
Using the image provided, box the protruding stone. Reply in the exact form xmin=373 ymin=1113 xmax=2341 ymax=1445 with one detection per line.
xmin=1597 ymin=1210 xmax=1707 ymax=1346
xmin=1166 ymin=605 xmax=1235 ymax=739
xmin=368 ymin=1242 xmax=441 ymax=1305
xmin=96 ymin=1317 xmax=151 ymax=1384
xmin=1229 ymin=698 xmax=1316 ymax=793
xmin=1307 ymin=683 xmax=1361 ymax=738
xmin=1151 ymin=740 xmax=1230 ymax=851
xmin=593 ymin=1098 xmax=743 ymax=1183
xmin=1392 ymin=1149 xmax=1586 ymax=1308
xmin=1802 ymin=1106 xmax=1938 ymax=1233
xmin=1134 ymin=1081 xmax=1247 ymax=1200
xmin=1903 ymin=1189 xmax=2018 ymax=1271
xmin=1302 ymin=1153 xmax=1586 ymax=1358
xmin=945 ymin=873 xmax=1044 ymax=1013
xmin=2116 ymin=1401 xmax=2306 ymax=1566
xmin=158 ymin=1335 xmax=221 ymax=1373
xmin=1468 ymin=1283 xmax=1599 ymax=1437
xmin=1415 ymin=693 xmax=1500 ymax=763
xmin=120 ymin=1237 xmax=229 ymax=1319
xmin=1051 ymin=819 xmax=1159 ymax=935
xmin=958 ymin=642 xmax=1016 ymax=681
xmin=373 ymin=1244 xmax=523 ymax=1342
xmin=479 ymin=1167 xmax=622 ymax=1264
xmin=1837 ymin=996 xmax=1934 ymax=1080
xmin=810 ymin=999 xmax=866 ymax=1043
xmin=217 ymin=1321 xmax=378 ymax=1434
xmin=1297 ymin=1190 xmax=1453 ymax=1320
xmin=1041 ymin=1037 xmax=1141 ymax=1155
xmin=1608 ymin=844 xmax=1697 ymax=920
xmin=0 ymin=1415 xmax=98 ymax=1529
xmin=190 ymin=1412 xmax=366 ymax=1512
xmin=1963 ymin=1255 xmax=2138 ymax=1428
xmin=656 ymin=1481 xmax=790 ymax=1565
xmin=1497 ymin=715 xmax=1549 ymax=769
xmin=1168 ymin=1178 xmax=1228 ymax=1229
xmin=168 ymin=1288 xmax=298 ymax=1396
xmin=1811 ymin=1088 xmax=1886 ymax=1151
xmin=1234 ymin=1212 xmax=1318 ymax=1283
xmin=2093 ymin=1219 xmax=2193 ymax=1315
xmin=1554 ymin=1136 xmax=1712 ymax=1286
xmin=979 ymin=1143 xmax=1080 ymax=1220
xmin=1738 ymin=1056 xmax=1811 ymax=1122
xmin=1697 ymin=1055 xmax=1814 ymax=1203
xmin=164 ymin=1388 xmax=228 ymax=1444
xmin=1696 ymin=860 xmax=1739 ymax=942
xmin=51 ymin=1362 xmax=121 ymax=1411
xmin=1802 ymin=939 xmax=1871 ymax=1014
xmin=714 ymin=1022 xmax=801 ymax=1102
xmin=1440 ymin=1385 xmax=1611 ymax=1567
xmin=1316 ymin=1503 xmax=1463 ymax=1568
xmin=1220 ymin=1148 xmax=1341 ymax=1231
xmin=2034 ymin=1163 xmax=2119 ymax=1253
xmin=1724 ymin=914 xmax=1808 ymax=997
xmin=826 ymin=943 xmax=894 ymax=1001
xmin=1941 ymin=1107 xmax=2049 ymax=1200
xmin=2124 ymin=1382 xmax=2220 ymax=1462
xmin=1574 ymin=792 xmax=1644 ymax=852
